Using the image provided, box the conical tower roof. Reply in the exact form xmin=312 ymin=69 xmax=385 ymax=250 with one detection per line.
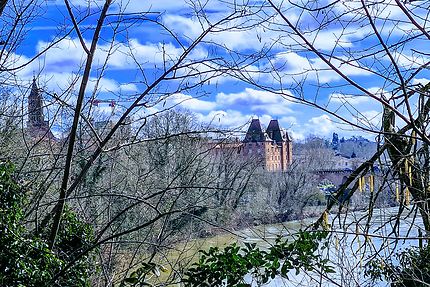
xmin=243 ymin=119 xmax=265 ymax=142
xmin=28 ymin=77 xmax=44 ymax=127
xmin=30 ymin=77 xmax=39 ymax=97
xmin=266 ymin=119 xmax=291 ymax=142
xmin=266 ymin=119 xmax=283 ymax=142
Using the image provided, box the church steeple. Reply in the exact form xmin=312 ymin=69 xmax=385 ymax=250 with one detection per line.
xmin=28 ymin=77 xmax=45 ymax=127
xmin=26 ymin=78 xmax=55 ymax=141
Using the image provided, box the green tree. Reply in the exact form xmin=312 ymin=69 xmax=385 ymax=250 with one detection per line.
xmin=0 ymin=161 xmax=95 ymax=286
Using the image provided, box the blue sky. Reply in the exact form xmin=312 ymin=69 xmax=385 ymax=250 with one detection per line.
xmin=5 ymin=0 xmax=430 ymax=141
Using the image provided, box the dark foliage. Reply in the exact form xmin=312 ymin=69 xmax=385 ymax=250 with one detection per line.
xmin=0 ymin=162 xmax=95 ymax=287
xmin=181 ymin=230 xmax=333 ymax=286
xmin=365 ymin=245 xmax=430 ymax=286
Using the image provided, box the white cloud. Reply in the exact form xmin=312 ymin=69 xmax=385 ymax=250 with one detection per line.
xmin=356 ymin=110 xmax=381 ymax=128
xmin=35 ymin=38 xmax=85 ymax=73
xmin=304 ymin=26 xmax=368 ymax=51
xmin=216 ymin=88 xmax=294 ymax=115
xmin=195 ymin=109 xmax=273 ymax=130
xmin=326 ymin=89 xmax=384 ymax=132
xmin=196 ymin=110 xmax=245 ymax=128
xmin=162 ymin=15 xmax=203 ymax=39
xmin=162 ymin=15 xmax=246 ymax=50
xmin=217 ymin=88 xmax=280 ymax=105
xmin=119 ymin=0 xmax=189 ymax=12
xmin=305 ymin=114 xmax=337 ymax=137
xmin=267 ymin=52 xmax=371 ymax=84
xmin=159 ymin=4 xmax=365 ymax=53
xmin=39 ymin=72 xmax=132 ymax=94
xmin=119 ymin=83 xmax=138 ymax=92
xmin=33 ymin=37 xmax=196 ymax=73
xmin=32 ymin=37 xmax=225 ymax=90
xmin=8 ymin=36 xmax=207 ymax=95
xmin=329 ymin=0 xmax=404 ymax=20
xmin=118 ymin=40 xmax=184 ymax=68
xmin=55 ymin=0 xmax=191 ymax=13
xmin=288 ymin=130 xmax=305 ymax=141
xmin=391 ymin=51 xmax=429 ymax=69
xmin=367 ymin=87 xmax=387 ymax=96
xmin=115 ymin=0 xmax=233 ymax=14
xmin=142 ymin=88 xmax=296 ymax=118
xmin=279 ymin=116 xmax=297 ymax=126
xmin=412 ymin=78 xmax=430 ymax=86
xmin=167 ymin=93 xmax=217 ymax=112
xmin=162 ymin=12 xmax=289 ymax=52
xmin=1 ymin=52 xmax=32 ymax=75
xmin=329 ymin=93 xmax=371 ymax=105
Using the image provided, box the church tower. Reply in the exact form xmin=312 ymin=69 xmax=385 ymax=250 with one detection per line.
xmin=27 ymin=78 xmax=55 ymax=140
xmin=28 ymin=78 xmax=45 ymax=128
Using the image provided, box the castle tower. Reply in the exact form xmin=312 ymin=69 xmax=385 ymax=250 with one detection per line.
xmin=242 ymin=119 xmax=293 ymax=172
xmin=213 ymin=119 xmax=293 ymax=172
xmin=266 ymin=119 xmax=293 ymax=169
xmin=242 ymin=119 xmax=267 ymax=169
xmin=243 ymin=118 xmax=265 ymax=142
xmin=266 ymin=119 xmax=283 ymax=142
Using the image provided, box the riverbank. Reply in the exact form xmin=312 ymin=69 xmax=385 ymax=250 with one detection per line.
xmin=126 ymin=206 xmax=423 ymax=286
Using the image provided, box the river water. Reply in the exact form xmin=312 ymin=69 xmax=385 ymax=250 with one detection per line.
xmin=235 ymin=207 xmax=425 ymax=287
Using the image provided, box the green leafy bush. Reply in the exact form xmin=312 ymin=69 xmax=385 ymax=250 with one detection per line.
xmin=182 ymin=230 xmax=333 ymax=287
xmin=0 ymin=161 xmax=95 ymax=287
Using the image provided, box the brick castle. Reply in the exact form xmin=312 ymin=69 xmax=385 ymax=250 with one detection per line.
xmin=214 ymin=119 xmax=293 ymax=172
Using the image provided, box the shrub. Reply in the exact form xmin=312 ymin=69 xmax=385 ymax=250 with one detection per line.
xmin=0 ymin=161 xmax=95 ymax=287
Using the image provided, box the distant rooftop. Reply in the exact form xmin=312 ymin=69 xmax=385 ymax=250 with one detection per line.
xmin=243 ymin=119 xmax=290 ymax=143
